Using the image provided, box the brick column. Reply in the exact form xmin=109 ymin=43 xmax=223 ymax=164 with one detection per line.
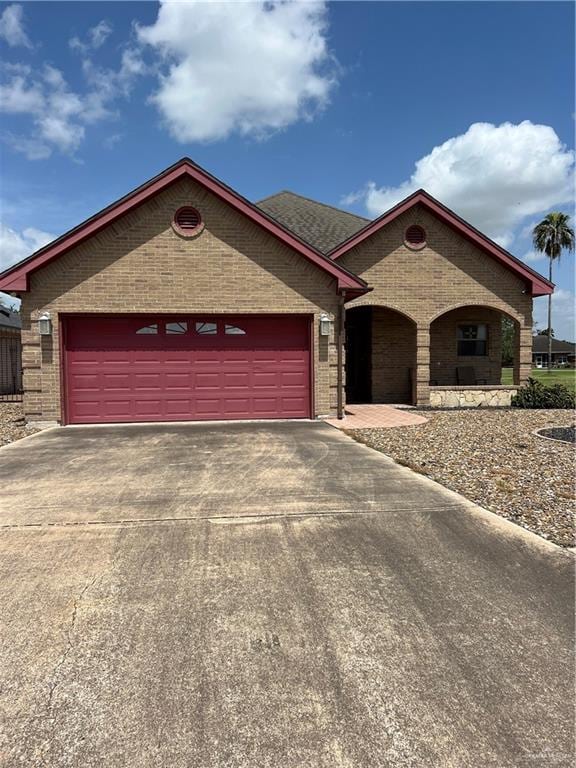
xmin=20 ymin=320 xmax=42 ymax=422
xmin=415 ymin=324 xmax=430 ymax=406
xmin=514 ymin=322 xmax=532 ymax=386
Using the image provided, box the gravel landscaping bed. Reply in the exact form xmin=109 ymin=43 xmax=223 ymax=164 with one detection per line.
xmin=349 ymin=409 xmax=575 ymax=548
xmin=0 ymin=403 xmax=41 ymax=447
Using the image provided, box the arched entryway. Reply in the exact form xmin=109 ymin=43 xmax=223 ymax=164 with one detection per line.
xmin=429 ymin=305 xmax=522 ymax=386
xmin=345 ymin=305 xmax=417 ymax=404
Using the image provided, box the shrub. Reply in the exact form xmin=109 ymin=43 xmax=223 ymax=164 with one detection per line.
xmin=512 ymin=378 xmax=575 ymax=409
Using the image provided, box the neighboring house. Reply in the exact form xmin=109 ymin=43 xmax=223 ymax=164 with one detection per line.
xmin=0 ymin=307 xmax=22 ymax=396
xmin=0 ymin=158 xmax=552 ymax=425
xmin=532 ymin=336 xmax=575 ymax=368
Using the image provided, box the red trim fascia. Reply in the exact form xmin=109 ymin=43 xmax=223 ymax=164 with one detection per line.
xmin=342 ymin=286 xmax=373 ymax=303
xmin=0 ymin=158 xmax=368 ymax=296
xmin=329 ymin=190 xmax=553 ymax=297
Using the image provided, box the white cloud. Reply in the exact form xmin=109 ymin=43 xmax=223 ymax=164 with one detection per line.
xmin=534 ymin=289 xmax=576 ymax=341
xmin=103 ymin=132 xmax=122 ymax=149
xmin=137 ymin=0 xmax=335 ymax=143
xmin=0 ymin=4 xmax=32 ymax=49
xmin=0 ymin=4 xmax=142 ymax=159
xmin=0 ymin=65 xmax=89 ymax=156
xmin=2 ymin=1 xmax=333 ymax=155
xmin=70 ymin=20 xmax=113 ymax=53
xmin=4 ymin=135 xmax=51 ymax=160
xmin=80 ymin=48 xmax=146 ymax=107
xmin=0 ymin=221 xmax=54 ymax=271
xmin=90 ymin=20 xmax=112 ymax=49
xmin=1 ymin=49 xmax=144 ymax=158
xmin=346 ymin=122 xmax=575 ymax=248
xmin=0 ymin=69 xmax=43 ymax=113
xmin=522 ymin=250 xmax=547 ymax=264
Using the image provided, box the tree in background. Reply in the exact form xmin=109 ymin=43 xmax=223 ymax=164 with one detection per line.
xmin=532 ymin=212 xmax=574 ymax=370
xmin=0 ymin=299 xmax=19 ymax=313
xmin=537 ymin=327 xmax=555 ymax=337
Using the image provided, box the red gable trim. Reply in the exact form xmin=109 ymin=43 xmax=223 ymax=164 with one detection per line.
xmin=0 ymin=158 xmax=368 ymax=298
xmin=329 ymin=189 xmax=553 ymax=297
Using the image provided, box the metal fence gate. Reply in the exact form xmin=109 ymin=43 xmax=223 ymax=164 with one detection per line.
xmin=0 ymin=331 xmax=23 ymax=401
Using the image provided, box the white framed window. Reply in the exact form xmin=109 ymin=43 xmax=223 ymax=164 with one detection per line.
xmin=458 ymin=324 xmax=488 ymax=356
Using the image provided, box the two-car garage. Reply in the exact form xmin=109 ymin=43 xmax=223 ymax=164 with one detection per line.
xmin=63 ymin=315 xmax=312 ymax=424
xmin=0 ymin=159 xmax=370 ymax=425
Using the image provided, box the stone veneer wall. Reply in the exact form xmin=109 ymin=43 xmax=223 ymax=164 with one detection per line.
xmin=429 ymin=387 xmax=518 ymax=408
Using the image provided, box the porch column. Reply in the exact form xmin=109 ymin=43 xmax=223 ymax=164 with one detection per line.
xmin=415 ymin=323 xmax=430 ymax=406
xmin=514 ymin=322 xmax=533 ymax=386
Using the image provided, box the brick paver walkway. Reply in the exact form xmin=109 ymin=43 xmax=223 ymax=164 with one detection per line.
xmin=326 ymin=404 xmax=428 ymax=430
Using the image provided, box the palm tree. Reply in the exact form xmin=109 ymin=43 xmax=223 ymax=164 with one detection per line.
xmin=532 ymin=212 xmax=575 ymax=371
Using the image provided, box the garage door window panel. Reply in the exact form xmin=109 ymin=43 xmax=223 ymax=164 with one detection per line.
xmin=195 ymin=322 xmax=217 ymax=335
xmin=166 ymin=321 xmax=188 ymax=334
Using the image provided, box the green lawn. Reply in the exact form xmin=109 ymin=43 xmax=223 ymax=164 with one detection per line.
xmin=501 ymin=367 xmax=576 ymax=393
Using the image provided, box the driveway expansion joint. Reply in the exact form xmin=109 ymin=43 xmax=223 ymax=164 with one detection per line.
xmin=0 ymin=503 xmax=474 ymax=531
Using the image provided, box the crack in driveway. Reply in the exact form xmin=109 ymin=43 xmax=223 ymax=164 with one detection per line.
xmin=46 ymin=574 xmax=100 ymax=715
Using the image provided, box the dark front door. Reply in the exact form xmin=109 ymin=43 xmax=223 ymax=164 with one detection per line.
xmin=345 ymin=307 xmax=372 ymax=403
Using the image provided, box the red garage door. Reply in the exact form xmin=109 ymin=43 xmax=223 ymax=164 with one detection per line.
xmin=64 ymin=315 xmax=311 ymax=424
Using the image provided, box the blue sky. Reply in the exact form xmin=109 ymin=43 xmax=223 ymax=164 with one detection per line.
xmin=0 ymin=1 xmax=574 ymax=338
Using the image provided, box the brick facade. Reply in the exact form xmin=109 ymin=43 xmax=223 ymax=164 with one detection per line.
xmin=370 ymin=307 xmax=415 ymax=403
xmin=429 ymin=307 xmax=502 ymax=386
xmin=339 ymin=205 xmax=533 ymax=405
xmin=13 ymin=182 xmax=538 ymax=422
xmin=20 ymin=177 xmax=341 ymax=422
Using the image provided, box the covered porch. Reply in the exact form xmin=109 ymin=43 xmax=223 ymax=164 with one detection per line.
xmin=344 ymin=304 xmax=531 ymax=409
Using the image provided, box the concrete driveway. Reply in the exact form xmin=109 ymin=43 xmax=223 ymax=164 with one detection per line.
xmin=0 ymin=421 xmax=573 ymax=767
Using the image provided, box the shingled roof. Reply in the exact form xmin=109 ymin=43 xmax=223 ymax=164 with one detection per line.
xmin=532 ymin=336 xmax=575 ymax=354
xmin=0 ymin=307 xmax=21 ymax=330
xmin=256 ymin=191 xmax=369 ymax=254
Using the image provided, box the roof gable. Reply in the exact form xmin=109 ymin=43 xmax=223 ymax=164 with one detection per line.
xmin=329 ymin=189 xmax=553 ymax=297
xmin=256 ymin=191 xmax=368 ymax=254
xmin=0 ymin=158 xmax=368 ymax=298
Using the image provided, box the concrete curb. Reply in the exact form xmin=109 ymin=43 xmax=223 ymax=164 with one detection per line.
xmin=533 ymin=426 xmax=575 ymax=444
xmin=0 ymin=425 xmax=57 ymax=454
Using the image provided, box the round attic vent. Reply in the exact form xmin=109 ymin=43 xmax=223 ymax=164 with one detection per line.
xmin=173 ymin=206 xmax=203 ymax=237
xmin=404 ymin=225 xmax=426 ymax=249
